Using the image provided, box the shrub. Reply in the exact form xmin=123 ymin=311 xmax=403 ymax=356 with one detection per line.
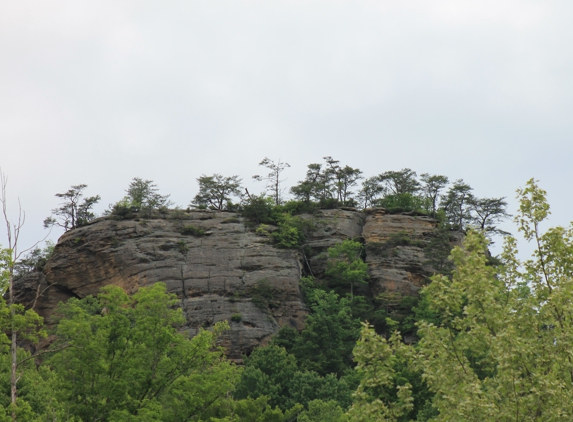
xmin=271 ymin=214 xmax=315 ymax=249
xmin=180 ymin=225 xmax=205 ymax=237
xmin=231 ymin=313 xmax=242 ymax=322
xmin=377 ymin=193 xmax=430 ymax=214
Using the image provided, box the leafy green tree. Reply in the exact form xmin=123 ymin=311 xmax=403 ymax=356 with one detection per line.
xmin=291 ymin=288 xmax=361 ymax=377
xmin=193 ymin=174 xmax=242 ymax=210
xmin=357 ymin=176 xmax=385 ymax=209
xmin=210 ymin=396 xmax=300 ymax=422
xmin=48 ymin=283 xmax=237 ymax=421
xmin=253 ymin=158 xmax=291 ymax=206
xmin=377 ymin=193 xmax=430 ymax=214
xmin=290 ymin=158 xmax=337 ymax=204
xmin=378 ymin=169 xmax=420 ymax=196
xmin=347 ymin=325 xmax=414 ymax=421
xmin=298 ymin=399 xmax=348 ymax=422
xmin=270 ymin=214 xmax=314 ymax=249
xmin=0 ymin=295 xmax=50 ymax=421
xmin=326 ymin=240 xmax=368 ymax=298
xmin=2 ymin=171 xmax=53 ymax=419
xmin=291 ymin=157 xmax=361 ymax=206
xmin=242 ymin=194 xmax=275 ymax=225
xmin=124 ymin=177 xmax=172 ymax=212
xmin=13 ymin=241 xmax=54 ymax=279
xmin=440 ymin=179 xmax=474 ymax=230
xmin=290 ymin=163 xmax=323 ymax=203
xmin=43 ymin=184 xmax=100 ymax=230
xmin=469 ymin=196 xmax=511 ymax=237
xmin=419 ymin=173 xmax=449 ymax=218
xmin=233 ymin=345 xmax=298 ymax=410
xmin=350 ymin=179 xmax=573 ymax=420
xmin=235 ymin=343 xmax=354 ymax=412
xmin=333 ymin=165 xmax=363 ymax=205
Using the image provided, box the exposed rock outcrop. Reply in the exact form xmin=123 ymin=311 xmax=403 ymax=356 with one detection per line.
xmin=14 ymin=208 xmax=458 ymax=357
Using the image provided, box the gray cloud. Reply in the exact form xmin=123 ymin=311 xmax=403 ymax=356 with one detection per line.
xmin=1 ymin=0 xmax=572 ymax=256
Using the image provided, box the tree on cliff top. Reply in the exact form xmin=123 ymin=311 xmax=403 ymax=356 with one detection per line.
xmin=43 ymin=184 xmax=100 ymax=231
xmin=349 ymin=179 xmax=573 ymax=421
xmin=124 ymin=177 xmax=172 ymax=212
xmin=253 ymin=157 xmax=291 ymax=206
xmin=192 ymin=174 xmax=242 ymax=210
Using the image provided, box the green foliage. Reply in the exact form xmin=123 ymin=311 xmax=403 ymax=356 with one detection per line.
xmin=242 ymin=194 xmax=275 ymax=225
xmin=348 ymin=325 xmax=415 ymax=421
xmin=125 ymin=177 xmax=172 ymax=213
xmin=48 ymin=283 xmax=238 ymax=421
xmin=270 ymin=214 xmax=314 ymax=249
xmin=378 ymin=168 xmax=420 ymax=196
xmin=0 ymin=248 xmax=10 ymax=294
xmin=44 ymin=184 xmax=100 ymax=230
xmin=209 ymin=396 xmax=298 ymax=421
xmin=440 ymin=179 xmax=474 ymax=230
xmin=14 ymin=241 xmax=55 ymax=279
xmin=290 ymin=157 xmax=362 ymax=206
xmin=289 ymin=288 xmax=361 ymax=377
xmin=423 ymin=228 xmax=455 ymax=275
xmin=420 ymin=173 xmax=449 ymax=219
xmin=0 ymin=294 xmax=54 ymax=420
xmin=377 ymin=193 xmax=430 ymax=214
xmin=234 ymin=345 xmax=354 ymax=413
xmin=326 ymin=240 xmax=368 ymax=297
xmin=250 ymin=279 xmax=277 ymax=311
xmin=231 ymin=313 xmax=242 ymax=322
xmin=349 ymin=179 xmax=573 ymax=420
xmin=298 ymin=399 xmax=348 ymax=422
xmin=180 ymin=224 xmax=205 ymax=236
xmin=192 ymin=174 xmax=242 ymax=211
xmin=252 ymin=158 xmax=291 ymax=206
xmin=108 ymin=178 xmax=171 ymax=219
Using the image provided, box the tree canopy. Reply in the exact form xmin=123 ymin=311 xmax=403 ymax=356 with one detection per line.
xmin=350 ymin=179 xmax=573 ymax=421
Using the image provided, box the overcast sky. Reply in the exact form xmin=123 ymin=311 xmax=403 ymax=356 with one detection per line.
xmin=1 ymin=0 xmax=572 ymax=256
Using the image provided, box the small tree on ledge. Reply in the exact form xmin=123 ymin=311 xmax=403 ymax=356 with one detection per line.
xmin=44 ymin=184 xmax=100 ymax=231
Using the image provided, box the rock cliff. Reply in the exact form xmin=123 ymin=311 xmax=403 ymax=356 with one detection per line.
xmin=14 ymin=208 xmax=455 ymax=358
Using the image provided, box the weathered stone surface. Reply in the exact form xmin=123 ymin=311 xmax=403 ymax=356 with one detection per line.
xmin=363 ymin=210 xmax=439 ymax=296
xmin=14 ymin=207 xmax=459 ymax=356
xmin=362 ymin=209 xmax=437 ymax=243
xmin=15 ymin=210 xmax=306 ymax=359
xmin=304 ymin=209 xmax=365 ymax=276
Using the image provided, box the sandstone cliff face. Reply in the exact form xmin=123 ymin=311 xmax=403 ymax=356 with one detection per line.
xmin=14 ymin=208 xmax=454 ymax=357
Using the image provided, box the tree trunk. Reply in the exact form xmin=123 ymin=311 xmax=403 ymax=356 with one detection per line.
xmin=9 ymin=272 xmax=17 ymax=421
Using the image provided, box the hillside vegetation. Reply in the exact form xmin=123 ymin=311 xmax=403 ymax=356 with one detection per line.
xmin=2 ymin=163 xmax=569 ymax=421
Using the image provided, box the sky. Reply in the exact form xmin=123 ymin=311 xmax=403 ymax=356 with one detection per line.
xmin=1 ymin=0 xmax=572 ymax=257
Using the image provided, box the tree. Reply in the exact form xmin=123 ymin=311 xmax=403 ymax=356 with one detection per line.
xmin=124 ymin=177 xmax=172 ymax=213
xmin=1 ymin=170 xmax=48 ymax=420
xmin=48 ymin=283 xmax=238 ymax=421
xmin=378 ymin=169 xmax=420 ymax=196
xmin=469 ymin=196 xmax=511 ymax=237
xmin=333 ymin=166 xmax=363 ymax=205
xmin=326 ymin=240 xmax=368 ymax=298
xmin=43 ymin=184 xmax=100 ymax=231
xmin=440 ymin=179 xmax=474 ymax=230
xmin=13 ymin=241 xmax=54 ymax=280
xmin=291 ymin=163 xmax=323 ymax=202
xmin=192 ymin=174 xmax=242 ymax=210
xmin=420 ymin=174 xmax=449 ymax=219
xmin=350 ymin=179 xmax=573 ymax=420
xmin=290 ymin=288 xmax=361 ymax=377
xmin=252 ymin=158 xmax=291 ymax=206
xmin=357 ymin=176 xmax=385 ymax=209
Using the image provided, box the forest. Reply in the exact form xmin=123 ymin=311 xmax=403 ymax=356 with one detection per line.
xmin=1 ymin=159 xmax=572 ymax=421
